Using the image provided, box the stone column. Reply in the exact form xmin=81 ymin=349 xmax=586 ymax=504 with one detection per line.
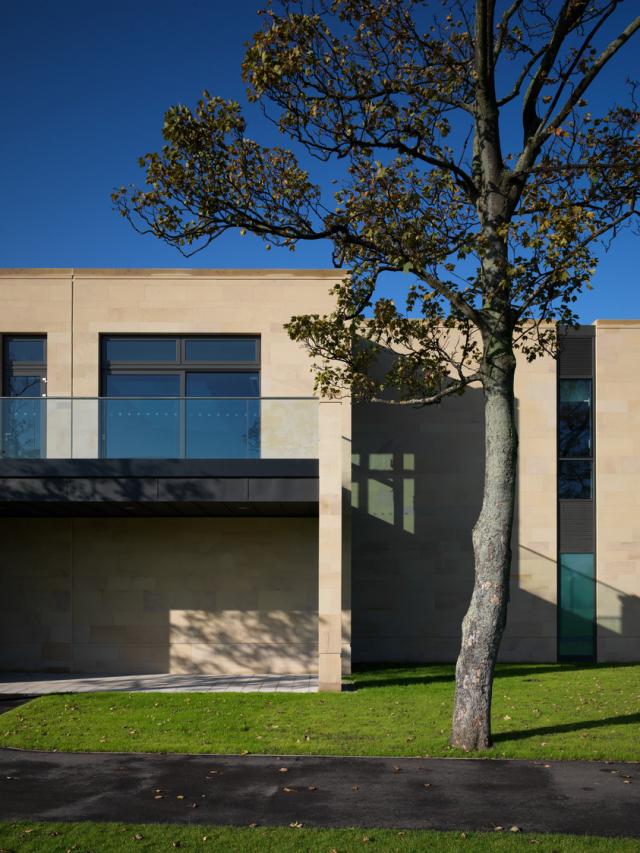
xmin=318 ymin=400 xmax=346 ymax=691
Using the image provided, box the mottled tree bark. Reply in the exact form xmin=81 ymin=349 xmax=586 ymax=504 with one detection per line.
xmin=450 ymin=328 xmax=518 ymax=751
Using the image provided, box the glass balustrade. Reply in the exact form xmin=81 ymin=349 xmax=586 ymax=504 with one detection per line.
xmin=0 ymin=397 xmax=318 ymax=460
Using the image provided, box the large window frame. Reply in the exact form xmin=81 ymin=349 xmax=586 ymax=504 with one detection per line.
xmin=99 ymin=334 xmax=261 ymax=459
xmin=100 ymin=334 xmax=260 ymax=397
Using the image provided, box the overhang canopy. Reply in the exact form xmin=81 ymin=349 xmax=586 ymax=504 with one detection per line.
xmin=0 ymin=459 xmax=318 ymax=517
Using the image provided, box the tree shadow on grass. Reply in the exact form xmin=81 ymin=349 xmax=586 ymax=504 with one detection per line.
xmin=493 ymin=711 xmax=640 ymax=743
xmin=351 ymin=662 xmax=640 ymax=690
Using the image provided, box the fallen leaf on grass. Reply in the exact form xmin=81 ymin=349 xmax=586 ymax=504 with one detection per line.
xmin=133 ymin=833 xmax=144 ymax=840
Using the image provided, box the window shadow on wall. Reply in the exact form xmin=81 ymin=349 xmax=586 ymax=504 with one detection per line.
xmin=351 ymin=382 xmax=486 ymax=664
xmin=351 ymin=373 xmax=640 ymax=669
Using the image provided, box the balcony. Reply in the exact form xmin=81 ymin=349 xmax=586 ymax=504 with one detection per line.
xmin=0 ymin=396 xmax=318 ymax=460
xmin=0 ymin=397 xmax=319 ymax=516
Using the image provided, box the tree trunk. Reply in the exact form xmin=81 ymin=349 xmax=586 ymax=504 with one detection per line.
xmin=450 ymin=340 xmax=518 ymax=751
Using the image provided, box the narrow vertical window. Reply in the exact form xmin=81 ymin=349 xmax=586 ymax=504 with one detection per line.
xmin=558 ymin=379 xmax=592 ymax=498
xmin=557 ymin=328 xmax=596 ymax=662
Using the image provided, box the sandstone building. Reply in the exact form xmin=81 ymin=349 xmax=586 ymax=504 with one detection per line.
xmin=0 ymin=269 xmax=637 ymax=690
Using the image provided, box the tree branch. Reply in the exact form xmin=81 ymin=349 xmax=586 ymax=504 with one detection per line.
xmin=368 ymin=371 xmax=482 ymax=406
xmin=516 ymin=9 xmax=640 ymax=176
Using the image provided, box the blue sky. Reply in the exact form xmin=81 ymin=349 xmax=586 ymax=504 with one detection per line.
xmin=1 ymin=0 xmax=638 ymax=321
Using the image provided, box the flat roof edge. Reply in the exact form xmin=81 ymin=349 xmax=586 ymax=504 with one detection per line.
xmin=0 ymin=268 xmax=345 ymax=280
xmin=594 ymin=319 xmax=640 ymax=328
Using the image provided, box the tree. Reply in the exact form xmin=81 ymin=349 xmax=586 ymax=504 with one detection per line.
xmin=114 ymin=0 xmax=640 ymax=751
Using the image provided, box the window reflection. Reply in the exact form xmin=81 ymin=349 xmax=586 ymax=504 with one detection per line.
xmin=558 ymin=460 xmax=592 ymax=499
xmin=559 ymin=379 xmax=591 ymax=458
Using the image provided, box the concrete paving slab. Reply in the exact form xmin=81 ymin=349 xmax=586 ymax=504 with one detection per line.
xmin=0 ymin=673 xmax=318 ymax=694
xmin=0 ymin=750 xmax=638 ymax=836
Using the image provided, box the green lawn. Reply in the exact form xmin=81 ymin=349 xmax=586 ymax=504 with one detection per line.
xmin=1 ymin=664 xmax=639 ymax=760
xmin=0 ymin=823 xmax=639 ymax=853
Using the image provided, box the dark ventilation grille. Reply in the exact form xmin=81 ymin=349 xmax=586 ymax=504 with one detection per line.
xmin=558 ymin=335 xmax=593 ymax=377
xmin=559 ymin=501 xmax=594 ymax=552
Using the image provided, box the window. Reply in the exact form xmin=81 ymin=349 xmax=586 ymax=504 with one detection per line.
xmin=558 ymin=553 xmax=596 ymax=660
xmin=104 ymin=338 xmax=178 ymax=363
xmin=558 ymin=378 xmax=593 ymax=499
xmin=1 ymin=335 xmax=47 ymax=458
xmin=558 ymin=379 xmax=591 ymax=457
xmin=100 ymin=335 xmax=260 ymax=459
xmin=558 ymin=460 xmax=592 ymax=500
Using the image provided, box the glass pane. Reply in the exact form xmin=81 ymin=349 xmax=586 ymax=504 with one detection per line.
xmin=558 ymin=460 xmax=592 ymax=499
xmin=5 ymin=338 xmax=45 ymax=363
xmin=186 ymin=399 xmax=260 ymax=459
xmin=559 ymin=553 xmax=595 ymax=658
xmin=105 ymin=374 xmax=180 ymax=398
xmin=186 ymin=372 xmax=259 ymax=397
xmin=7 ymin=375 xmax=43 ymax=398
xmin=559 ymin=379 xmax=592 ymax=458
xmin=104 ymin=338 xmax=177 ymax=362
xmin=101 ymin=398 xmax=180 ymax=459
xmin=102 ymin=375 xmax=181 ymax=458
xmin=185 ymin=338 xmax=257 ymax=362
xmin=1 ymin=398 xmax=45 ymax=458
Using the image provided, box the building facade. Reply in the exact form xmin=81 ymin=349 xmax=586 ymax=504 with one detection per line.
xmin=0 ymin=269 xmax=638 ymax=689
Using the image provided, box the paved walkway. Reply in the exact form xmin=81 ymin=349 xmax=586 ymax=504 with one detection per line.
xmin=0 ymin=673 xmax=318 ymax=695
xmin=0 ymin=750 xmax=638 ymax=835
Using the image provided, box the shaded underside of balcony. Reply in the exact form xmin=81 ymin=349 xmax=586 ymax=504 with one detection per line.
xmin=0 ymin=459 xmax=318 ymax=517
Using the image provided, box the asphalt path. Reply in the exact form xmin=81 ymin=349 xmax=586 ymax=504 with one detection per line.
xmin=0 ymin=750 xmax=638 ymax=835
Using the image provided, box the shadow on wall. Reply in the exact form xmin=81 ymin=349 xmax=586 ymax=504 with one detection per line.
xmin=351 ymin=383 xmax=485 ymax=663
xmin=0 ymin=516 xmax=320 ymax=676
xmin=351 ymin=387 xmax=640 ymax=664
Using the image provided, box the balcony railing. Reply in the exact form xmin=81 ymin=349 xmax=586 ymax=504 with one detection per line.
xmin=0 ymin=397 xmax=318 ymax=460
